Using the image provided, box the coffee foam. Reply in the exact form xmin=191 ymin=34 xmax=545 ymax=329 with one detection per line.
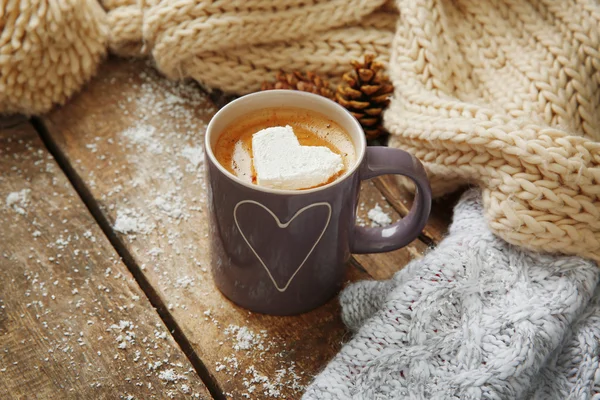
xmin=214 ymin=107 xmax=356 ymax=189
xmin=231 ymin=140 xmax=253 ymax=183
xmin=298 ymin=122 xmax=356 ymax=168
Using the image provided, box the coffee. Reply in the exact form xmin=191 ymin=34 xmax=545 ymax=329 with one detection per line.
xmin=214 ymin=107 xmax=356 ymax=189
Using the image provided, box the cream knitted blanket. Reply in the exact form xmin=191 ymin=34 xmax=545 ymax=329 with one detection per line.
xmin=1 ymin=0 xmax=599 ymax=261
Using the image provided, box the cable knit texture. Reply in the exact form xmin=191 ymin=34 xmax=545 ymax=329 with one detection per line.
xmin=0 ymin=0 xmax=107 ymax=114
xmin=303 ymin=190 xmax=600 ymax=399
xmin=2 ymin=0 xmax=600 ymax=261
xmin=101 ymin=0 xmax=395 ymax=92
xmin=386 ymin=0 xmax=600 ymax=262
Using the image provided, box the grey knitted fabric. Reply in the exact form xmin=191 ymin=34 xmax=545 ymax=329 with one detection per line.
xmin=304 ymin=190 xmax=600 ymax=400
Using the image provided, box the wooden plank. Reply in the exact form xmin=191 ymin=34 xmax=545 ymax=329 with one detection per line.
xmin=0 ymin=118 xmax=211 ymax=399
xmin=353 ymin=180 xmax=428 ymax=280
xmin=39 ymin=58 xmax=380 ymax=399
xmin=373 ymin=175 xmax=459 ymax=243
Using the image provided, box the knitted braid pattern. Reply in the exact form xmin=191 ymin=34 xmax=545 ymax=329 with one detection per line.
xmin=0 ymin=0 xmax=107 ymax=114
xmin=386 ymin=0 xmax=600 ymax=261
xmin=100 ymin=0 xmax=147 ymax=56
xmin=178 ymin=21 xmax=394 ymax=94
xmin=304 ymin=190 xmax=600 ymax=399
xmin=529 ymin=283 xmax=600 ymax=399
xmin=3 ymin=0 xmax=600 ymax=261
xmin=102 ymin=0 xmax=395 ymax=90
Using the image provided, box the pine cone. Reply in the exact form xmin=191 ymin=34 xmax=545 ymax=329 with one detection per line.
xmin=261 ymin=71 xmax=335 ymax=101
xmin=336 ymin=54 xmax=394 ymax=140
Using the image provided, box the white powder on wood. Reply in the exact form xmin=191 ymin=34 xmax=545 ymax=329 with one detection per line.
xmin=215 ymin=324 xmax=306 ymax=397
xmin=180 ymin=146 xmax=204 ymax=169
xmin=115 ymin=68 xmax=214 ymax=173
xmin=113 ymin=209 xmax=154 ymax=234
xmin=121 ymin=124 xmax=163 ymax=155
xmin=158 ymin=368 xmax=187 ymax=382
xmin=148 ymin=247 xmax=163 ymax=258
xmin=152 ymin=192 xmax=187 ymax=220
xmin=174 ymin=276 xmax=194 ymax=289
xmin=224 ymin=325 xmax=265 ymax=352
xmin=234 ymin=327 xmax=255 ymax=351
xmin=6 ymin=189 xmax=31 ymax=215
xmin=368 ymin=204 xmax=392 ymax=227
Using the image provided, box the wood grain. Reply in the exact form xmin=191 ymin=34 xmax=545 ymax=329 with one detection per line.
xmin=353 ymin=180 xmax=428 ymax=280
xmin=39 ymin=58 xmax=431 ymax=398
xmin=373 ymin=175 xmax=459 ymax=243
xmin=39 ymin=58 xmax=380 ymax=399
xmin=0 ymin=118 xmax=211 ymax=399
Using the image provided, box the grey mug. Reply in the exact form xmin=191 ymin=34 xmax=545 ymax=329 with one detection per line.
xmin=205 ymin=90 xmax=431 ymax=315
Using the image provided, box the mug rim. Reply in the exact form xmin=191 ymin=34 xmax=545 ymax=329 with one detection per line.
xmin=205 ymin=90 xmax=367 ymax=195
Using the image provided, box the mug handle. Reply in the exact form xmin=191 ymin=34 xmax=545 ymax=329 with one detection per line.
xmin=351 ymin=147 xmax=432 ymax=254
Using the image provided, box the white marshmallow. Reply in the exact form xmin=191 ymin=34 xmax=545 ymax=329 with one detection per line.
xmin=252 ymin=125 xmax=344 ymax=190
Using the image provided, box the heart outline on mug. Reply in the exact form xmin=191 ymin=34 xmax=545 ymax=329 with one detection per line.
xmin=233 ymin=200 xmax=332 ymax=292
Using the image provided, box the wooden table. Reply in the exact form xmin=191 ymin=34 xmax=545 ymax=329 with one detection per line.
xmin=0 ymin=58 xmax=454 ymax=399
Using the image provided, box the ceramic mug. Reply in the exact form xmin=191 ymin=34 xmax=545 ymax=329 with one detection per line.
xmin=205 ymin=90 xmax=431 ymax=315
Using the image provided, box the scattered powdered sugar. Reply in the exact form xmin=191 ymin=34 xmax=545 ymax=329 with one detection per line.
xmin=243 ymin=365 xmax=304 ymax=398
xmin=147 ymin=247 xmax=163 ymax=258
xmin=223 ymin=325 xmax=269 ymax=353
xmin=109 ymin=320 xmax=136 ymax=350
xmin=368 ymin=204 xmax=392 ymax=227
xmin=113 ymin=208 xmax=154 ymax=235
xmin=0 ymin=84 xmax=206 ymax=400
xmin=158 ymin=368 xmax=187 ymax=383
xmin=180 ymin=146 xmax=204 ymax=170
xmin=100 ymin=66 xmax=306 ymax=397
xmin=117 ymin=68 xmax=212 ymax=157
xmin=214 ymin=324 xmax=305 ymax=397
xmin=103 ymin=319 xmax=199 ymax=394
xmin=174 ymin=276 xmax=194 ymax=289
xmin=227 ymin=325 xmax=262 ymax=351
xmin=102 ymin=66 xmax=214 ymax=239
xmin=6 ymin=189 xmax=31 ymax=215
xmin=151 ymin=192 xmax=187 ymax=220
xmin=121 ymin=124 xmax=164 ymax=155
xmin=11 ymin=249 xmax=202 ymax=398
